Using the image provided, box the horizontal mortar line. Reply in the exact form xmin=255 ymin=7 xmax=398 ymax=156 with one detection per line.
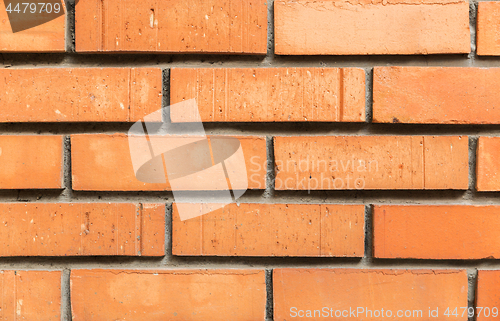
xmin=2 ymin=127 xmax=500 ymax=136
xmin=1 ymin=260 xmax=500 ymax=270
xmin=6 ymin=193 xmax=500 ymax=203
xmin=0 ymin=52 xmax=498 ymax=63
xmin=3 ymin=121 xmax=500 ymax=132
xmin=2 ymin=57 xmax=500 ymax=69
xmin=0 ymin=196 xmax=174 ymax=203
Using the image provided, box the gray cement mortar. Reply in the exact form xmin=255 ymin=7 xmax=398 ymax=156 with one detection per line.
xmin=0 ymin=0 xmax=498 ymax=320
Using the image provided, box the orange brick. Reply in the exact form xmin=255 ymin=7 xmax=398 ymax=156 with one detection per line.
xmin=274 ymin=0 xmax=470 ymax=55
xmin=75 ymin=0 xmax=267 ymax=54
xmin=0 ymin=68 xmax=162 ymax=122
xmin=0 ymin=135 xmax=63 ymax=189
xmin=0 ymin=203 xmax=164 ymax=256
xmin=477 ymin=137 xmax=500 ymax=191
xmin=273 ymin=269 xmax=467 ymax=321
xmin=0 ymin=270 xmax=61 ymax=320
xmin=374 ymin=67 xmax=500 ymax=124
xmin=373 ymin=205 xmax=500 ymax=259
xmin=71 ymin=134 xmax=266 ymax=191
xmin=170 ymin=68 xmax=365 ymax=122
xmin=273 ymin=136 xmax=468 ymax=190
xmin=140 ymin=203 xmax=166 ymax=256
xmin=476 ymin=271 xmax=500 ymax=321
xmin=172 ymin=203 xmax=364 ymax=257
xmin=71 ymin=269 xmax=266 ymax=321
xmin=477 ymin=2 xmax=500 ymax=56
xmin=0 ymin=1 xmax=65 ymax=52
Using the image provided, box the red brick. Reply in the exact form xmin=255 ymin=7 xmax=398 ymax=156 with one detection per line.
xmin=373 ymin=205 xmax=500 ymax=260
xmin=75 ymin=0 xmax=267 ymax=54
xmin=71 ymin=134 xmax=266 ymax=191
xmin=374 ymin=67 xmax=500 ymax=124
xmin=0 ymin=270 xmax=61 ymax=320
xmin=273 ymin=269 xmax=468 ymax=321
xmin=172 ymin=203 xmax=364 ymax=257
xmin=477 ymin=137 xmax=500 ymax=191
xmin=0 ymin=68 xmax=162 ymax=122
xmin=477 ymin=2 xmax=500 ymax=56
xmin=170 ymin=68 xmax=365 ymax=122
xmin=0 ymin=203 xmax=164 ymax=256
xmin=71 ymin=269 xmax=266 ymax=321
xmin=0 ymin=135 xmax=63 ymax=189
xmin=274 ymin=0 xmax=470 ymax=55
xmin=273 ymin=136 xmax=468 ymax=190
xmin=476 ymin=271 xmax=500 ymax=321
xmin=0 ymin=1 xmax=65 ymax=52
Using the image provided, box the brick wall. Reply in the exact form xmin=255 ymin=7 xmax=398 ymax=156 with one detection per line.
xmin=1 ymin=0 xmax=500 ymax=320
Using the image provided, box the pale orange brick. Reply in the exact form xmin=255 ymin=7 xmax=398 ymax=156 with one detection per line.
xmin=0 ymin=1 xmax=65 ymax=52
xmin=172 ymin=203 xmax=364 ymax=257
xmin=477 ymin=137 xmax=500 ymax=191
xmin=0 ymin=68 xmax=162 ymax=122
xmin=274 ymin=0 xmax=470 ymax=55
xmin=0 ymin=135 xmax=63 ymax=189
xmin=71 ymin=269 xmax=266 ymax=321
xmin=374 ymin=205 xmax=500 ymax=260
xmin=75 ymin=0 xmax=267 ymax=54
xmin=170 ymin=68 xmax=365 ymax=122
xmin=71 ymin=134 xmax=266 ymax=191
xmin=0 ymin=270 xmax=61 ymax=320
xmin=0 ymin=203 xmax=164 ymax=256
xmin=476 ymin=271 xmax=500 ymax=321
xmin=274 ymin=269 xmax=468 ymax=321
xmin=374 ymin=67 xmax=500 ymax=124
xmin=477 ymin=2 xmax=500 ymax=56
xmin=273 ymin=136 xmax=468 ymax=190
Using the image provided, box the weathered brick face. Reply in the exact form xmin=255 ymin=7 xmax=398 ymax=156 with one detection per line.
xmin=1 ymin=0 xmax=499 ymax=319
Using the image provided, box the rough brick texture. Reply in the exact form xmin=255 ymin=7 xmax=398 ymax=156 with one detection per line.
xmin=172 ymin=203 xmax=365 ymax=257
xmin=0 ymin=68 xmax=162 ymax=122
xmin=0 ymin=1 xmax=65 ymax=52
xmin=170 ymin=67 xmax=366 ymax=122
xmin=71 ymin=134 xmax=267 ymax=191
xmin=477 ymin=2 xmax=500 ymax=56
xmin=0 ymin=135 xmax=63 ymax=189
xmin=2 ymin=0 xmax=499 ymax=318
xmin=0 ymin=270 xmax=61 ymax=320
xmin=71 ymin=269 xmax=266 ymax=321
xmin=274 ymin=269 xmax=467 ymax=321
xmin=476 ymin=271 xmax=500 ymax=321
xmin=274 ymin=0 xmax=470 ymax=55
xmin=0 ymin=203 xmax=164 ymax=256
xmin=374 ymin=205 xmax=500 ymax=260
xmin=477 ymin=136 xmax=500 ymax=191
xmin=75 ymin=0 xmax=267 ymax=54
xmin=374 ymin=67 xmax=500 ymax=124
xmin=274 ymin=136 xmax=469 ymax=190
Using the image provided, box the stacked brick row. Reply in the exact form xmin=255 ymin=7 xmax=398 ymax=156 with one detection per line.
xmin=1 ymin=0 xmax=500 ymax=320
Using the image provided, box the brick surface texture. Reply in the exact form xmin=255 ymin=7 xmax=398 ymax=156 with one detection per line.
xmin=0 ymin=0 xmax=499 ymax=319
